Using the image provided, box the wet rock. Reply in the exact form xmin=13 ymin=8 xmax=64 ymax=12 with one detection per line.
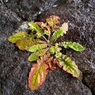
xmin=38 ymin=0 xmax=95 ymax=94
xmin=83 ymin=71 xmax=95 ymax=95
xmin=0 ymin=20 xmax=92 ymax=95
xmin=0 ymin=0 xmax=95 ymax=95
xmin=3 ymin=0 xmax=8 ymax=3
xmin=3 ymin=0 xmax=58 ymax=21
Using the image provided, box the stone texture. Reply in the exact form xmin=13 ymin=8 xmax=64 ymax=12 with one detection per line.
xmin=2 ymin=0 xmax=58 ymax=21
xmin=0 ymin=0 xmax=95 ymax=95
xmin=38 ymin=0 xmax=95 ymax=94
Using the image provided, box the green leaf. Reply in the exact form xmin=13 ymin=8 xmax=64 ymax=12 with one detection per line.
xmin=49 ymin=45 xmax=62 ymax=54
xmin=69 ymin=42 xmax=84 ymax=51
xmin=51 ymin=22 xmax=68 ymax=41
xmin=55 ymin=43 xmax=59 ymax=47
xmin=44 ymin=30 xmax=48 ymax=35
xmin=59 ymin=42 xmax=69 ymax=48
xmin=36 ymin=33 xmax=41 ymax=38
xmin=8 ymin=32 xmax=28 ymax=43
xmin=28 ymin=52 xmax=39 ymax=62
xmin=38 ymin=48 xmax=49 ymax=56
xmin=51 ymin=30 xmax=63 ymax=40
xmin=58 ymin=55 xmax=80 ymax=78
xmin=42 ymin=23 xmax=46 ymax=27
xmin=28 ymin=22 xmax=42 ymax=33
xmin=28 ymin=59 xmax=48 ymax=90
xmin=28 ymin=44 xmax=47 ymax=52
xmin=59 ymin=42 xmax=84 ymax=51
xmin=54 ymin=47 xmax=62 ymax=53
xmin=49 ymin=46 xmax=55 ymax=54
xmin=55 ymin=52 xmax=62 ymax=59
xmin=28 ymin=48 xmax=48 ymax=62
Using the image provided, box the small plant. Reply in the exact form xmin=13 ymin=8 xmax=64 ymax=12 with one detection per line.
xmin=8 ymin=16 xmax=84 ymax=90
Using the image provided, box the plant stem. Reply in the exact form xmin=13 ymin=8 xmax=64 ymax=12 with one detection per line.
xmin=42 ymin=35 xmax=48 ymax=43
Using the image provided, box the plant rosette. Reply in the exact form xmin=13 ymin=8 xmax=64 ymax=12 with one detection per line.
xmin=8 ymin=15 xmax=84 ymax=90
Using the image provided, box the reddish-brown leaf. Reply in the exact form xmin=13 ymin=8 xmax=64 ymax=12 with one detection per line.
xmin=58 ymin=55 xmax=80 ymax=78
xmin=16 ymin=37 xmax=44 ymax=51
xmin=36 ymin=22 xmax=51 ymax=39
xmin=45 ymin=57 xmax=62 ymax=72
xmin=16 ymin=37 xmax=32 ymax=50
xmin=28 ymin=52 xmax=62 ymax=90
xmin=36 ymin=22 xmax=46 ymax=28
xmin=46 ymin=15 xmax=60 ymax=28
xmin=28 ymin=58 xmax=48 ymax=90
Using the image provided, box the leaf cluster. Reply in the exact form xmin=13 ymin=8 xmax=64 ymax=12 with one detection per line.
xmin=8 ymin=15 xmax=84 ymax=90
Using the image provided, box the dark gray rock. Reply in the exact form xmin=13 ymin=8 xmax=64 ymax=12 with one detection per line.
xmin=83 ymin=71 xmax=95 ymax=94
xmin=38 ymin=0 xmax=95 ymax=94
xmin=2 ymin=0 xmax=57 ymax=21
xmin=0 ymin=0 xmax=95 ymax=95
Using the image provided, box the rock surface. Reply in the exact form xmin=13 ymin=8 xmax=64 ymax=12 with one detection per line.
xmin=0 ymin=0 xmax=95 ymax=95
xmin=2 ymin=0 xmax=58 ymax=21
